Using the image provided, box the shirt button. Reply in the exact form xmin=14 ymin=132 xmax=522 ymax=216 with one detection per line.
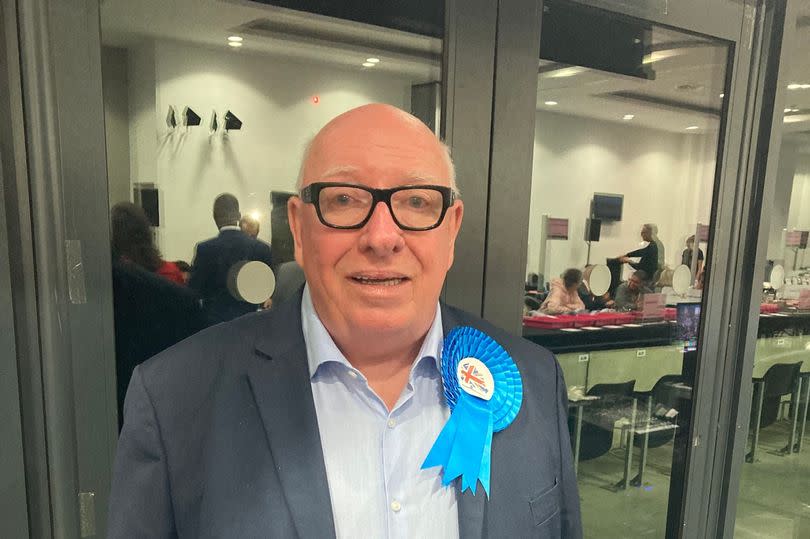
xmin=387 ymin=418 xmax=397 ymax=429
xmin=390 ymin=500 xmax=402 ymax=512
xmin=347 ymin=371 xmax=358 ymax=379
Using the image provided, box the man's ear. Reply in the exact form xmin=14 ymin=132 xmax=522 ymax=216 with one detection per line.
xmin=287 ymin=196 xmax=305 ymax=266
xmin=446 ymin=200 xmax=464 ymax=269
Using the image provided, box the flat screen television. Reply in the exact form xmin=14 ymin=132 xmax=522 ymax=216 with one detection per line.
xmin=592 ymin=193 xmax=623 ymax=221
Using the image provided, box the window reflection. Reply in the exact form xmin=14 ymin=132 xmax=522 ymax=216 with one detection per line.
xmin=100 ymin=0 xmax=442 ymax=426
xmin=523 ymin=4 xmax=729 ymax=535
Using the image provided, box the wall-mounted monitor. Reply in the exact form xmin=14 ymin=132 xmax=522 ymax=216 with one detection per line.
xmin=592 ymin=193 xmax=623 ymax=221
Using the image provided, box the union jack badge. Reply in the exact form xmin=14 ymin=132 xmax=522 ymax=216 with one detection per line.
xmin=456 ymin=357 xmax=494 ymax=401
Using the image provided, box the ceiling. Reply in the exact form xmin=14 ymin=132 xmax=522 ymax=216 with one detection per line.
xmin=101 ymin=0 xmax=810 ymax=138
xmin=100 ymin=0 xmax=441 ymax=81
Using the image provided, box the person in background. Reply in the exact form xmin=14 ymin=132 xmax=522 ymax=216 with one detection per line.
xmin=111 ymin=202 xmax=185 ymax=285
xmin=681 ymin=234 xmax=704 ymax=274
xmin=618 ymin=223 xmax=659 ymax=283
xmin=578 ymin=265 xmax=614 ymax=310
xmin=614 ymin=270 xmax=652 ymax=310
xmin=540 ymin=268 xmax=586 ymax=314
xmin=650 ymin=223 xmax=665 ymax=272
xmin=111 ymin=260 xmax=205 ymax=430
xmin=189 ymin=193 xmax=273 ymax=325
xmin=174 ymin=260 xmax=192 ymax=284
xmin=239 ymin=213 xmax=261 ymax=239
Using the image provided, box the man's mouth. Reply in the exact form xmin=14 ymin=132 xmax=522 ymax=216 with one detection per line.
xmin=349 ymin=274 xmax=409 ymax=286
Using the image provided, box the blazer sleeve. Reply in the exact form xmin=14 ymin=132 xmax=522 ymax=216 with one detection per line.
xmin=108 ymin=367 xmax=177 ymax=538
xmin=188 ymin=243 xmax=210 ymax=293
xmin=625 ymin=243 xmax=653 ymax=258
xmin=554 ymin=358 xmax=583 ymax=538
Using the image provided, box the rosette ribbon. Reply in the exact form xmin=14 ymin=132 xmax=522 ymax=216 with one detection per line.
xmin=422 ymin=326 xmax=523 ymax=497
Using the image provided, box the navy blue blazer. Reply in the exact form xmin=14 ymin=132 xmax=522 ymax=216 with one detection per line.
xmin=108 ymin=292 xmax=582 ymax=538
xmin=188 ymin=229 xmax=273 ymax=325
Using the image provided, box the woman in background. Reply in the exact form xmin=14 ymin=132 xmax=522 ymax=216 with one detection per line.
xmin=541 ymin=268 xmax=586 ymax=314
xmin=111 ymin=202 xmax=185 ymax=285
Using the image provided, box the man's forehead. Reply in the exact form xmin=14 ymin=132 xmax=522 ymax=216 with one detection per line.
xmin=302 ymin=113 xmax=450 ymax=184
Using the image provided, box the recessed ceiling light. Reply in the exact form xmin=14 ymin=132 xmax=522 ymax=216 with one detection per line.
xmin=719 ymin=93 xmax=725 ymax=98
xmin=544 ymin=101 xmax=558 ymax=106
xmin=362 ymin=62 xmax=376 ymax=68
xmin=228 ymin=41 xmax=242 ymax=48
xmin=622 ymin=114 xmax=635 ymax=120
xmin=686 ymin=126 xmax=700 ymax=130
xmin=227 ymin=36 xmax=243 ymax=42
xmin=365 ymin=57 xmax=380 ymax=64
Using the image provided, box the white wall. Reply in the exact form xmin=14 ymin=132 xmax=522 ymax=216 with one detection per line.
xmin=127 ymin=43 xmax=157 ymax=185
xmin=767 ymin=141 xmax=798 ymax=263
xmin=528 ymin=111 xmax=717 ymax=282
xmin=134 ymin=40 xmax=413 ymax=262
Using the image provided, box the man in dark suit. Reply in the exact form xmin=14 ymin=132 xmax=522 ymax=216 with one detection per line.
xmin=109 ymin=104 xmax=581 ymax=538
xmin=189 ymin=194 xmax=273 ymax=325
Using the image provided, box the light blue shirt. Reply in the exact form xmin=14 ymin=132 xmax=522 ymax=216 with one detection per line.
xmin=301 ymin=286 xmax=459 ymax=539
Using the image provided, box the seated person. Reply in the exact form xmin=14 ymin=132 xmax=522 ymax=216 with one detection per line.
xmin=540 ymin=268 xmax=586 ymax=314
xmin=578 ymin=265 xmax=615 ymax=310
xmin=618 ymin=224 xmax=659 ymax=281
xmin=614 ymin=270 xmax=652 ymax=310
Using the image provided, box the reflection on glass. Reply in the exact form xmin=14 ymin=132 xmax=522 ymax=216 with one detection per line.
xmin=99 ymin=0 xmax=442 ymax=424
xmin=734 ymin=7 xmax=810 ymax=535
xmin=523 ymin=2 xmax=729 ymax=535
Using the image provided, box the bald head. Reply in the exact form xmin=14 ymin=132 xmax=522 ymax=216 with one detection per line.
xmin=297 ymin=104 xmax=456 ymax=191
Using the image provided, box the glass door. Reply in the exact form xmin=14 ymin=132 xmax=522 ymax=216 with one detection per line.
xmin=485 ymin=0 xmax=755 ymax=536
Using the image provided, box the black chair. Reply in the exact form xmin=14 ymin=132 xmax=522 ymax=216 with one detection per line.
xmin=570 ymin=380 xmax=636 ymax=461
xmin=747 ymin=362 xmax=803 ymax=462
xmin=632 ymin=374 xmax=683 ymax=450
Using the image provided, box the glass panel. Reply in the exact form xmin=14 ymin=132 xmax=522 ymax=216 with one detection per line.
xmin=100 ymin=0 xmax=443 ymax=426
xmin=734 ymin=6 xmax=810 ymax=537
xmin=523 ymin=1 xmax=730 ymax=535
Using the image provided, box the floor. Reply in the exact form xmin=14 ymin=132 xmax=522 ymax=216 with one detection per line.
xmin=574 ymin=419 xmax=809 ymax=538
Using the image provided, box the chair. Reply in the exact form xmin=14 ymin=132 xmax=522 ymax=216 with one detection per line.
xmin=569 ymin=380 xmax=636 ymax=461
xmin=747 ymin=362 xmax=803 ymax=462
xmin=632 ymin=374 xmax=683 ymax=450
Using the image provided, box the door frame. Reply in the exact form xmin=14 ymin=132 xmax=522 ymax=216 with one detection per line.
xmin=484 ymin=0 xmax=784 ymax=537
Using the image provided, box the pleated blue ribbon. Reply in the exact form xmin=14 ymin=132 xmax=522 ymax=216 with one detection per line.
xmin=422 ymin=326 xmax=523 ymax=497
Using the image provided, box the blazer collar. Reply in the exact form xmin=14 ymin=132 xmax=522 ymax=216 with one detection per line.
xmin=250 ymin=294 xmax=485 ymax=539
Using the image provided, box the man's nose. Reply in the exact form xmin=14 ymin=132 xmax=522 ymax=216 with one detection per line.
xmin=358 ymin=202 xmax=405 ymax=255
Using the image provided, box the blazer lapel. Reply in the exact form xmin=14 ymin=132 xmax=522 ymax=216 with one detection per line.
xmin=247 ymin=296 xmax=336 ymax=539
xmin=442 ymin=304 xmax=487 ymax=539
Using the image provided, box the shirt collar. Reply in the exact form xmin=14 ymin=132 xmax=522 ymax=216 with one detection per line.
xmin=219 ymin=225 xmax=241 ymax=232
xmin=300 ymin=285 xmax=444 ymax=380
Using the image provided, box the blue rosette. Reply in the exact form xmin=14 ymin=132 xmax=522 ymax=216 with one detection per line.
xmin=422 ymin=326 xmax=523 ymax=497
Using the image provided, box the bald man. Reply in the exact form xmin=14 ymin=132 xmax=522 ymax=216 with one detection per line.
xmin=108 ymin=104 xmax=581 ymax=538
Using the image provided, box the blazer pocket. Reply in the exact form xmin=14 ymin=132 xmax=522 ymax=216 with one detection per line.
xmin=529 ymin=477 xmax=560 ymax=527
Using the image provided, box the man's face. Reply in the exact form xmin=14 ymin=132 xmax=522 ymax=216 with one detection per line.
xmin=641 ymin=226 xmax=652 ymax=242
xmin=288 ymin=105 xmax=463 ymax=343
xmin=628 ymin=275 xmax=642 ymax=291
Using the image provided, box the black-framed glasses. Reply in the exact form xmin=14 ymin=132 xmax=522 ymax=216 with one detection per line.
xmin=299 ymin=182 xmax=458 ymax=231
